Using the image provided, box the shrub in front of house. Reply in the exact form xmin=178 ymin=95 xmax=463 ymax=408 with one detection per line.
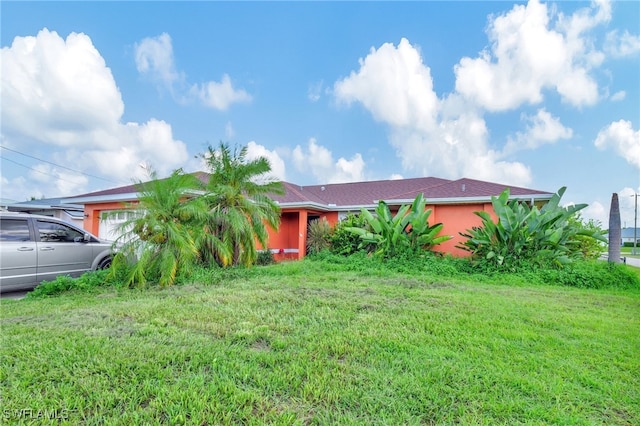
xmin=306 ymin=218 xmax=332 ymax=255
xmin=458 ymin=187 xmax=606 ymax=271
xmin=344 ymin=194 xmax=452 ymax=259
xmin=329 ymin=213 xmax=370 ymax=256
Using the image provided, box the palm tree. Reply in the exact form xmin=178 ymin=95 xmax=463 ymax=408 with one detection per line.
xmin=110 ymin=168 xmax=213 ymax=286
xmin=608 ymin=193 xmax=621 ymax=263
xmin=198 ymin=143 xmax=284 ymax=267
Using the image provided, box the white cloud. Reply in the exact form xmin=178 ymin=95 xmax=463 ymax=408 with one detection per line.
xmin=388 ymin=112 xmax=532 ymax=187
xmin=292 ymin=138 xmax=365 ymax=184
xmin=308 ymin=81 xmax=323 ymax=102
xmin=189 ymin=74 xmax=252 ymax=111
xmin=503 ymin=109 xmax=573 ymax=154
xmin=581 ymin=200 xmax=607 ymax=227
xmin=454 ymin=0 xmax=608 ymax=111
xmin=134 ymin=33 xmax=182 ymax=89
xmin=605 ymin=30 xmax=640 ymax=58
xmin=245 ymin=141 xmax=286 ymax=182
xmin=225 ymin=122 xmax=235 ymax=139
xmin=28 ymin=163 xmax=89 ymax=198
xmin=134 ymin=33 xmax=251 ymax=110
xmin=2 ymin=29 xmax=123 ymax=142
xmin=334 ymin=38 xmax=439 ymax=132
xmin=1 ymin=175 xmax=44 ymax=202
xmin=590 ymin=187 xmax=640 ymax=230
xmin=610 ymin=90 xmax=626 ymax=102
xmin=0 ymin=163 xmax=90 ymax=202
xmin=0 ymin=29 xmax=189 ymax=199
xmin=333 ymin=39 xmax=532 ymax=187
xmin=594 ymin=120 xmax=640 ymax=168
xmin=618 ymin=187 xmax=640 ymax=227
xmin=390 ymin=174 xmax=404 ymax=180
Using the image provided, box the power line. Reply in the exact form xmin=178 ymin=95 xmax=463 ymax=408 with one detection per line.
xmin=1 ymin=145 xmax=124 ymax=185
xmin=1 ymin=156 xmax=91 ymax=187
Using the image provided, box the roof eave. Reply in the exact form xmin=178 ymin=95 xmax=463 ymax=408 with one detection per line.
xmin=381 ymin=193 xmax=554 ymax=206
xmin=63 ymin=189 xmax=205 ymax=205
xmin=62 ymin=193 xmax=140 ymax=205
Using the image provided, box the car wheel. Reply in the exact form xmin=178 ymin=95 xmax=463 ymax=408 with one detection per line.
xmin=98 ymin=257 xmax=112 ymax=270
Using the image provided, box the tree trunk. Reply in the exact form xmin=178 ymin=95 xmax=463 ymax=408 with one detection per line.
xmin=608 ymin=193 xmax=621 ymax=263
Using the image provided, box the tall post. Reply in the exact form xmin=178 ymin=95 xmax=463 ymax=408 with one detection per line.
xmin=634 ymin=193 xmax=638 ymax=256
xmin=608 ymin=193 xmax=621 ymax=263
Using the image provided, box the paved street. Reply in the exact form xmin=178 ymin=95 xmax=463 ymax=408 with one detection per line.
xmin=600 ymin=254 xmax=640 ymax=268
xmin=623 ymin=256 xmax=640 ymax=268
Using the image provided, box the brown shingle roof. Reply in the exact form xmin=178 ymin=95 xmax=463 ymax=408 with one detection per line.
xmin=70 ymin=172 xmax=211 ymax=198
xmin=272 ymin=177 xmax=551 ymax=207
xmin=272 ymin=177 xmax=451 ymax=206
xmin=67 ymin=174 xmax=553 ymax=207
xmin=408 ymin=178 xmax=550 ymax=200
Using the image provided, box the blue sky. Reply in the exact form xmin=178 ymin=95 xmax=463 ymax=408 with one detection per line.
xmin=1 ymin=0 xmax=639 ymax=227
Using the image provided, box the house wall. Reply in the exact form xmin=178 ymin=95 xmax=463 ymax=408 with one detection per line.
xmin=80 ymin=201 xmax=503 ymax=260
xmin=266 ymin=211 xmax=302 ymax=261
xmin=429 ymin=203 xmax=495 ymax=257
xmin=264 ymin=210 xmax=339 ymax=261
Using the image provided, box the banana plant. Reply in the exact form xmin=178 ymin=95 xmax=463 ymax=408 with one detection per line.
xmin=346 ymin=193 xmax=451 ymax=258
xmin=458 ymin=187 xmax=606 ymax=269
xmin=407 ymin=194 xmax=452 ymax=251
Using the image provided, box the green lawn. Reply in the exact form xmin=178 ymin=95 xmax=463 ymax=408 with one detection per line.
xmin=621 ymin=246 xmax=640 ymax=258
xmin=2 ymin=262 xmax=639 ymax=425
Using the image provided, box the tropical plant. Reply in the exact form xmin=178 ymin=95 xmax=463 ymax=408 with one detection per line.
xmin=346 ymin=194 xmax=451 ymax=259
xmin=608 ymin=193 xmax=621 ymax=264
xmin=570 ymin=214 xmax=606 ymax=260
xmin=109 ymin=169 xmax=209 ymax=287
xmin=306 ymin=218 xmax=332 ymax=255
xmin=458 ymin=187 xmax=606 ymax=270
xmin=197 ymin=142 xmax=284 ymax=267
xmin=255 ymin=250 xmax=275 ymax=266
xmin=330 ymin=213 xmax=370 ymax=256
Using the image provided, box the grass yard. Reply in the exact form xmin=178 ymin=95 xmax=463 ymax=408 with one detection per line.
xmin=620 ymin=247 xmax=640 ymax=259
xmin=1 ymin=260 xmax=639 ymax=425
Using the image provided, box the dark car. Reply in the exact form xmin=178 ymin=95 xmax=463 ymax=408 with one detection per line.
xmin=0 ymin=212 xmax=113 ymax=293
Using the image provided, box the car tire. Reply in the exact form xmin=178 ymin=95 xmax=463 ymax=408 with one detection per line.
xmin=98 ymin=257 xmax=112 ymax=270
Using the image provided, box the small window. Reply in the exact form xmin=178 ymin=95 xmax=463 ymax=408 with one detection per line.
xmin=0 ymin=219 xmax=32 ymax=242
xmin=36 ymin=220 xmax=84 ymax=243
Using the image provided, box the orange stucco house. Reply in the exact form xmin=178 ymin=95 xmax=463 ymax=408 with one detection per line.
xmin=64 ymin=176 xmax=553 ymax=261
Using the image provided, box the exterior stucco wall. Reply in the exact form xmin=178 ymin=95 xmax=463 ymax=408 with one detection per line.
xmin=266 ymin=211 xmax=302 ymax=261
xmin=80 ymin=200 xmax=508 ymax=261
xmin=429 ymin=203 xmax=495 ymax=257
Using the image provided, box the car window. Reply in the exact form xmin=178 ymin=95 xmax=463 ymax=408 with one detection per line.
xmin=36 ymin=220 xmax=84 ymax=243
xmin=0 ymin=219 xmax=32 ymax=242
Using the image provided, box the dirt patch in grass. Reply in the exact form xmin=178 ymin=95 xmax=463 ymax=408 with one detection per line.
xmin=251 ymin=338 xmax=271 ymax=352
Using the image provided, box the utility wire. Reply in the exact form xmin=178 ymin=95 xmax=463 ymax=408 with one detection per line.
xmin=1 ymin=156 xmax=92 ymax=187
xmin=1 ymin=145 xmax=124 ymax=185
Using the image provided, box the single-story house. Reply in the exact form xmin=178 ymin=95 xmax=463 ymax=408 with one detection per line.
xmin=621 ymin=228 xmax=640 ymax=246
xmin=5 ymin=198 xmax=85 ymax=227
xmin=63 ymin=175 xmax=553 ymax=260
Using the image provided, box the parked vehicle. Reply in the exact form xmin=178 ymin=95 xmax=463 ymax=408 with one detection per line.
xmin=0 ymin=212 xmax=113 ymax=293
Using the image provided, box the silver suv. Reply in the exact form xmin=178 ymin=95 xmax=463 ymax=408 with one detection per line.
xmin=0 ymin=212 xmax=113 ymax=293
